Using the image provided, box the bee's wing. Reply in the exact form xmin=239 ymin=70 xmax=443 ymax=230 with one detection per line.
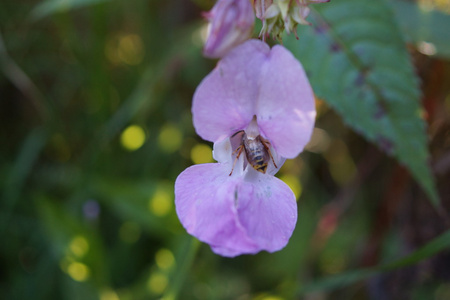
xmin=260 ymin=137 xmax=281 ymax=171
xmin=230 ymin=130 xmax=245 ymax=152
xmin=229 ymin=130 xmax=249 ymax=172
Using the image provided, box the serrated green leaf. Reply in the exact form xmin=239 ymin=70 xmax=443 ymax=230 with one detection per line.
xmin=285 ymin=0 xmax=439 ymax=206
xmin=390 ymin=0 xmax=450 ymax=59
xmin=31 ymin=0 xmax=110 ymax=20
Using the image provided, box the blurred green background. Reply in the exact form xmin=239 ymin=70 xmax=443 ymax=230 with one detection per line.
xmin=1 ymin=0 xmax=450 ymax=299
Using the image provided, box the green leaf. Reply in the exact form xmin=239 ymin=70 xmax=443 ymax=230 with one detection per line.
xmin=162 ymin=236 xmax=200 ymax=300
xmin=298 ymin=229 xmax=450 ymax=294
xmin=36 ymin=196 xmax=108 ymax=286
xmin=92 ymin=178 xmax=177 ymax=237
xmin=31 ymin=0 xmax=110 ymax=20
xmin=390 ymin=0 xmax=450 ymax=59
xmin=285 ymin=0 xmax=439 ymax=206
xmin=1 ymin=128 xmax=47 ymax=234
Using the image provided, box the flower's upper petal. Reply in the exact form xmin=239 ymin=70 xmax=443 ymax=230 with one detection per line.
xmin=194 ymin=40 xmax=315 ymax=157
xmin=175 ymin=163 xmax=297 ymax=257
xmin=193 ymin=40 xmax=271 ymax=143
xmin=256 ymin=44 xmax=316 ymax=158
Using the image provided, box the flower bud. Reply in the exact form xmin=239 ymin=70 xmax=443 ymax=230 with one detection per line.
xmin=203 ymin=0 xmax=255 ymax=59
xmin=253 ymin=0 xmax=273 ymax=19
xmin=257 ymin=0 xmax=330 ymax=40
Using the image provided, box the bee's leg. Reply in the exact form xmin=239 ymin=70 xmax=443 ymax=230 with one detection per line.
xmin=229 ymin=145 xmax=244 ymax=176
xmin=231 ymin=144 xmax=242 ymax=155
xmin=261 ymin=140 xmax=278 ymax=169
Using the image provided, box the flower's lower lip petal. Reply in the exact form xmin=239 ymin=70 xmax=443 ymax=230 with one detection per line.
xmin=256 ymin=45 xmax=316 ymax=158
xmin=175 ymin=163 xmax=259 ymax=256
xmin=209 ymin=244 xmax=251 ymax=257
xmin=175 ymin=163 xmax=298 ymax=257
xmin=237 ymin=174 xmax=297 ymax=253
xmin=192 ymin=40 xmax=271 ymax=142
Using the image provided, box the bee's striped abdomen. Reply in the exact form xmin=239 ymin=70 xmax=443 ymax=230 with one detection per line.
xmin=229 ymin=130 xmax=277 ymax=176
xmin=252 ymin=154 xmax=268 ymax=173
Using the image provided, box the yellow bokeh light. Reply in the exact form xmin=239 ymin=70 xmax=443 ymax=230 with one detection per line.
xmin=158 ymin=124 xmax=182 ymax=153
xmin=100 ymin=289 xmax=120 ymax=300
xmin=324 ymin=139 xmax=356 ymax=185
xmin=105 ymin=33 xmax=144 ymax=66
xmin=261 ymin=297 xmax=285 ymax=300
xmin=118 ymin=34 xmax=144 ymax=65
xmin=119 ymin=222 xmax=141 ymax=243
xmin=418 ymin=0 xmax=450 ymax=14
xmin=147 ymin=272 xmax=168 ymax=294
xmin=149 ymin=187 xmax=173 ymax=217
xmin=254 ymin=294 xmax=286 ymax=300
xmin=69 ymin=235 xmax=89 ymax=258
xmin=155 ymin=249 xmax=175 ymax=270
xmin=280 ymin=174 xmax=302 ymax=199
xmin=120 ymin=125 xmax=146 ymax=151
xmin=190 ymin=143 xmax=213 ymax=164
xmin=67 ymin=262 xmax=90 ymax=282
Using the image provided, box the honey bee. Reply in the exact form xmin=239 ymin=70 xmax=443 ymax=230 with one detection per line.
xmin=229 ymin=130 xmax=278 ymax=176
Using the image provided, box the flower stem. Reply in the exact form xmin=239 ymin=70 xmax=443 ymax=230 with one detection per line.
xmin=162 ymin=236 xmax=200 ymax=300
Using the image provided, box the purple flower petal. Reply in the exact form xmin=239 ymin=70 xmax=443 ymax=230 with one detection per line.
xmin=175 ymin=163 xmax=297 ymax=257
xmin=235 ymin=169 xmax=297 ymax=252
xmin=192 ymin=40 xmax=271 ymax=143
xmin=203 ymin=0 xmax=254 ymax=58
xmin=192 ymin=39 xmax=315 ymax=158
xmin=175 ymin=163 xmax=258 ymax=256
xmin=256 ymin=44 xmax=316 ymax=158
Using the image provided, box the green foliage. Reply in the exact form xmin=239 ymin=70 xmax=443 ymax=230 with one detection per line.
xmin=0 ymin=0 xmax=449 ymax=299
xmin=285 ymin=0 xmax=439 ymax=206
xmin=390 ymin=0 xmax=450 ymax=59
xmin=37 ymin=196 xmax=109 ymax=286
xmin=299 ymin=229 xmax=450 ymax=294
xmin=31 ymin=0 xmax=110 ymax=20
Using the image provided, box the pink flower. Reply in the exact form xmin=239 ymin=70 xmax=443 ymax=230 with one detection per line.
xmin=175 ymin=40 xmax=316 ymax=257
xmin=203 ymin=0 xmax=255 ymax=58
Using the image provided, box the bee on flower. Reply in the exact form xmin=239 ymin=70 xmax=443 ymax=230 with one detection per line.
xmin=175 ymin=40 xmax=316 ymax=257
